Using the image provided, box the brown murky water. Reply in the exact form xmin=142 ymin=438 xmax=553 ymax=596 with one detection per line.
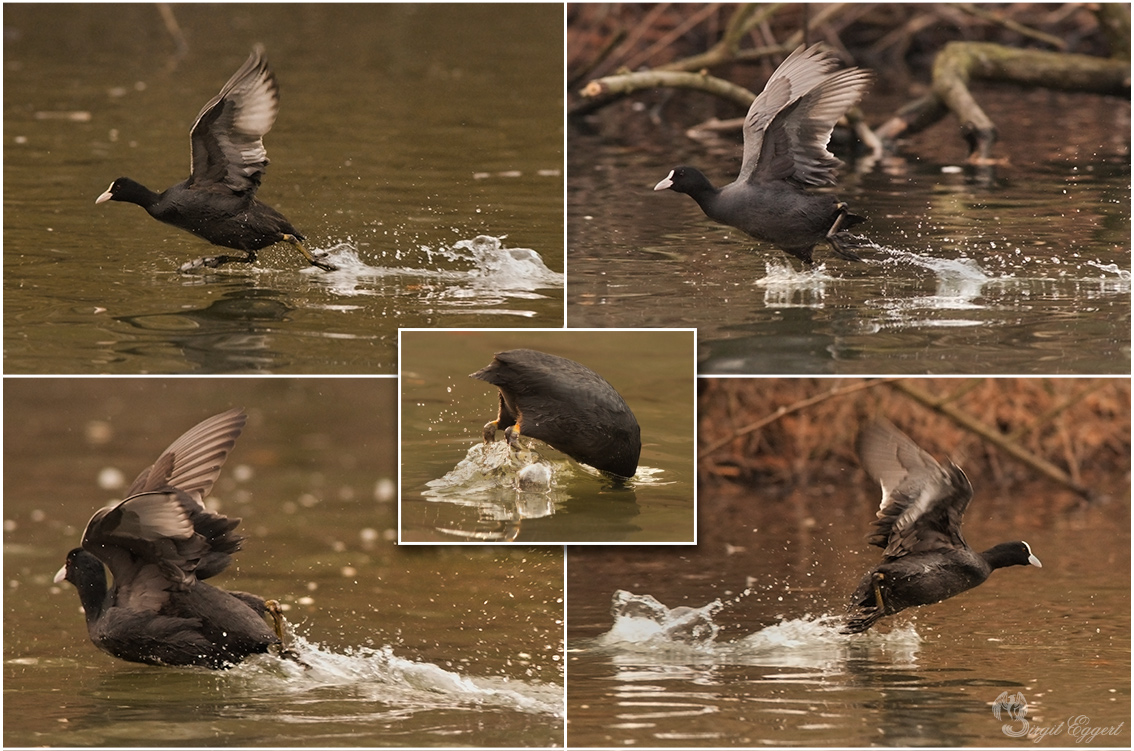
xmin=567 ymin=481 xmax=1130 ymax=747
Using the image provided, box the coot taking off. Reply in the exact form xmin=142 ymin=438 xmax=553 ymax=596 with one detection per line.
xmin=471 ymin=349 xmax=642 ymax=480
xmin=654 ymin=44 xmax=873 ymax=264
xmin=95 ymin=48 xmax=337 ymax=273
xmin=54 ymin=408 xmax=286 ymax=668
xmin=843 ymin=419 xmax=1041 ymax=634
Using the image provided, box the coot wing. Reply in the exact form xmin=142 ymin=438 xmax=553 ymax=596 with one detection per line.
xmin=740 ymin=44 xmax=871 ymax=188
xmin=109 ymin=559 xmax=181 ymax=615
xmin=126 ymin=408 xmax=247 ymax=505
xmin=187 ymin=47 xmax=279 ymax=195
xmin=473 ymin=349 xmax=634 ymax=424
xmin=473 ymin=349 xmax=601 ymax=396
xmin=857 ymin=419 xmax=972 ymax=558
xmin=737 ymin=45 xmax=837 ymax=184
xmin=81 ymin=490 xmax=243 ymax=587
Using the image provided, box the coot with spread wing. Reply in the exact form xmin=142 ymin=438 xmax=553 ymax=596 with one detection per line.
xmin=654 ymin=44 xmax=873 ymax=264
xmin=54 ymin=408 xmax=290 ymax=667
xmin=843 ymin=419 xmax=1041 ymax=634
xmin=96 ymin=48 xmax=336 ymax=272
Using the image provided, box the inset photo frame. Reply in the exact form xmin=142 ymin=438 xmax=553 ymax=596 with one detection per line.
xmin=399 ymin=328 xmax=697 ymax=544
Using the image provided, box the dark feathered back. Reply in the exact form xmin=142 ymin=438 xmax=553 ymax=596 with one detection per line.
xmin=472 ymin=349 xmax=641 ymax=478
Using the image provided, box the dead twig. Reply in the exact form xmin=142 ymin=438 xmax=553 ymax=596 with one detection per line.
xmin=955 ymin=3 xmax=1069 ymax=51
xmin=702 ymin=378 xmax=901 ymax=456
xmin=877 ymin=40 xmax=1130 ymax=163
xmin=578 ymin=69 xmax=758 ymax=116
xmin=887 ymin=380 xmax=1094 ymax=501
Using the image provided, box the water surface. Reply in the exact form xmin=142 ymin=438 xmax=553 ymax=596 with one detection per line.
xmin=566 ymin=483 xmax=1130 ymax=747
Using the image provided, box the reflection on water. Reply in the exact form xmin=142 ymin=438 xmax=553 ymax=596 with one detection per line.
xmin=423 ymin=441 xmax=561 ymax=542
xmin=414 ymin=441 xmax=670 ymax=543
xmin=34 ymin=636 xmax=564 ymax=747
xmin=4 ymin=379 xmax=565 ymax=748
xmin=64 ymin=235 xmax=563 ymax=374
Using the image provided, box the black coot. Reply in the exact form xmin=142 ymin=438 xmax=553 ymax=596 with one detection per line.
xmin=54 ymin=408 xmax=288 ymax=668
xmin=654 ymin=44 xmax=873 ymax=264
xmin=95 ymin=48 xmax=336 ymax=273
xmin=843 ymin=419 xmax=1041 ymax=634
xmin=471 ymin=349 xmax=641 ymax=480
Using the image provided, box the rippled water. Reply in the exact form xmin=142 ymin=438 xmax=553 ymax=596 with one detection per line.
xmin=415 ymin=441 xmax=676 ymax=543
xmin=4 ymin=379 xmax=565 ymax=747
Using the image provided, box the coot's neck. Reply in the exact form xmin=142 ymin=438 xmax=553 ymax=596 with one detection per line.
xmin=676 ymin=172 xmax=720 ymax=205
xmin=112 ymin=178 xmax=163 ymax=210
xmin=70 ymin=553 xmax=110 ymax=624
xmin=980 ymin=541 xmax=1037 ymax=570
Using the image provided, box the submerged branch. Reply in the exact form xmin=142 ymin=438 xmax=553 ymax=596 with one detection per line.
xmin=577 ymin=70 xmax=757 ymax=116
xmin=877 ymin=41 xmax=1130 ymax=163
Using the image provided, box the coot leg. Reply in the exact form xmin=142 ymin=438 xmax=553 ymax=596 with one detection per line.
xmin=841 ymin=572 xmax=888 ymax=634
xmin=482 ymin=420 xmax=499 ymax=443
xmin=284 ymin=234 xmax=338 ymax=272
xmin=265 ymin=599 xmax=288 ymax=643
xmin=824 ymin=203 xmax=866 ymax=262
xmin=265 ymin=599 xmax=309 ymax=668
xmin=870 ymin=572 xmax=886 ymax=613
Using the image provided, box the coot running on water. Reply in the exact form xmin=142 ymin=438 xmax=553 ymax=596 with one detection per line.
xmin=654 ymin=44 xmax=873 ymax=265
xmin=54 ymin=408 xmax=292 ymax=668
xmin=471 ymin=349 xmax=641 ymax=480
xmin=843 ymin=419 xmax=1041 ymax=634
xmin=95 ymin=48 xmax=337 ymax=273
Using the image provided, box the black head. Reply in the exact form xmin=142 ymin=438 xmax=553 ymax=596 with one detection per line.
xmin=653 ymin=166 xmax=714 ymax=197
xmin=54 ymin=548 xmax=109 ymax=618
xmin=95 ymin=177 xmax=156 ymax=207
xmin=982 ymin=541 xmax=1042 ymax=570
